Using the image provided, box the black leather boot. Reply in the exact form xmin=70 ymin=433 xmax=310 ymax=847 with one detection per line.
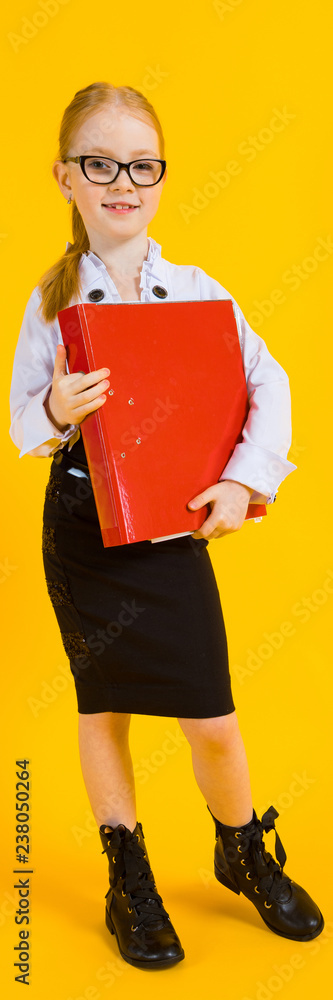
xmin=208 ymin=804 xmax=324 ymax=941
xmin=99 ymin=821 xmax=185 ymax=969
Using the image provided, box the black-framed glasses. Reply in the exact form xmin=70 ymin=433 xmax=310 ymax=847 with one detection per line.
xmin=63 ymin=155 xmax=167 ymax=187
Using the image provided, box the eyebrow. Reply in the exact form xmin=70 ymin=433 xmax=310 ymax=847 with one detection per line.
xmin=83 ymin=148 xmax=159 ymax=157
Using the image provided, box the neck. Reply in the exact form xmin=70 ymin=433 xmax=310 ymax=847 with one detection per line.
xmin=87 ymin=231 xmax=150 ymax=278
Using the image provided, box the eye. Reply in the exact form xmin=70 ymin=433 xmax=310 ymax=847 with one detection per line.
xmin=87 ymin=158 xmax=110 ymax=170
xmin=134 ymin=161 xmax=154 ymax=171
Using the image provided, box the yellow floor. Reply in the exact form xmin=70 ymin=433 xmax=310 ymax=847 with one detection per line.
xmin=2 ymin=703 xmax=331 ymax=999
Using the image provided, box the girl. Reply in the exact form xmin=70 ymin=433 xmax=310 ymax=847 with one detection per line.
xmin=9 ymin=81 xmax=323 ymax=971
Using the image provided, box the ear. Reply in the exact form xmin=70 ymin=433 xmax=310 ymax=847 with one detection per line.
xmin=52 ymin=159 xmax=72 ymax=202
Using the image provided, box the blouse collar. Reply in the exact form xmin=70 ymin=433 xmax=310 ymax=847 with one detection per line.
xmin=65 ymin=236 xmax=167 ymax=300
xmin=65 ymin=235 xmax=163 ymax=281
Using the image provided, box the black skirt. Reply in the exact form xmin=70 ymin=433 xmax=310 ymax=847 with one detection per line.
xmin=41 ymin=439 xmax=235 ymax=718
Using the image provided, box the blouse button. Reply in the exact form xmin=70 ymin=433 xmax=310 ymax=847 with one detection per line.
xmin=152 ymin=285 xmax=168 ymax=299
xmin=88 ymin=288 xmax=105 ymax=302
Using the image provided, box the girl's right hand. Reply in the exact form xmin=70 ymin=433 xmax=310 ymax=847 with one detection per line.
xmin=45 ymin=344 xmax=110 ymax=432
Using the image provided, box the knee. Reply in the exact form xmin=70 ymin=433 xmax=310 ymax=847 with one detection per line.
xmin=177 ymin=711 xmax=239 ymax=755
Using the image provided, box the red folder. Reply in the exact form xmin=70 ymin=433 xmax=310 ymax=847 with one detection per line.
xmin=58 ymin=300 xmax=266 ymax=546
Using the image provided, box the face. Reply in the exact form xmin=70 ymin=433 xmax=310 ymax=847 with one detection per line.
xmin=53 ymin=107 xmax=167 ymax=249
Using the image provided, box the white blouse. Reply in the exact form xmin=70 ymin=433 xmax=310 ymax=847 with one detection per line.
xmin=9 ymin=235 xmax=296 ymax=541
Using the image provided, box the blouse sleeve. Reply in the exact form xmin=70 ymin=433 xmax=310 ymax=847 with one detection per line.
xmin=219 ymin=296 xmax=297 ymax=503
xmin=9 ymin=287 xmax=80 ymax=458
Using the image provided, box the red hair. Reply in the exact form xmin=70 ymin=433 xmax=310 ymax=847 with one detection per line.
xmin=37 ymin=82 xmax=165 ymax=323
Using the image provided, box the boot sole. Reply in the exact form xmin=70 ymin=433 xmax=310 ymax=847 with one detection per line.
xmin=105 ymin=907 xmax=185 ymax=970
xmin=214 ymin=864 xmax=325 ymax=941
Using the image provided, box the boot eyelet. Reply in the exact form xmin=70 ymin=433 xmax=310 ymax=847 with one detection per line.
xmin=240 ymin=859 xmax=246 ymax=866
xmin=121 ymin=890 xmax=126 ymax=897
xmin=246 ymin=872 xmax=252 ymax=880
xmin=237 ymin=845 xmax=243 ymax=853
xmin=264 ymin=901 xmax=272 ymax=908
xmin=127 ymin=907 xmax=132 ymax=913
xmin=234 ymin=832 xmax=242 ymax=838
xmin=107 ymin=840 xmax=112 ymax=847
xmin=254 ymin=886 xmax=260 ymax=894
xmin=131 ymin=925 xmax=138 ymax=932
xmin=112 ymin=856 xmax=116 ymax=862
xmin=136 ymin=834 xmax=140 ymax=841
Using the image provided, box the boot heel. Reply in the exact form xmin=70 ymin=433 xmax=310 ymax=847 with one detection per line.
xmin=214 ymin=862 xmax=240 ymax=895
xmin=105 ymin=907 xmax=115 ymax=935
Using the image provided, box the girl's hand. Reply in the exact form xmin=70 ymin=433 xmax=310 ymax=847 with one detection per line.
xmin=188 ymin=480 xmax=253 ymax=539
xmin=45 ymin=344 xmax=110 ymax=432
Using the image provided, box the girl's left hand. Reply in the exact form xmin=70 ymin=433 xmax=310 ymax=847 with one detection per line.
xmin=188 ymin=479 xmax=253 ymax=539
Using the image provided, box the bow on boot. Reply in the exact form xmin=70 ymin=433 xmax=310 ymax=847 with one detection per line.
xmin=208 ymin=803 xmax=324 ymax=941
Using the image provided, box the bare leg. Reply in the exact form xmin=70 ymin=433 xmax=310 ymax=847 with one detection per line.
xmin=78 ymin=711 xmax=137 ymax=832
xmin=177 ymin=710 xmax=253 ymax=827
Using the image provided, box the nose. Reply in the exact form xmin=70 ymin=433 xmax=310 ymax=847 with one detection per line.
xmin=110 ymin=165 xmax=136 ymax=189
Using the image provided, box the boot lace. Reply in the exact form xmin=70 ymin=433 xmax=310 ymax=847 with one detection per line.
xmin=103 ymin=825 xmax=170 ymax=932
xmin=236 ymin=806 xmax=293 ymax=906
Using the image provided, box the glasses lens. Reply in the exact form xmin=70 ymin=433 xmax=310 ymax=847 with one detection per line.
xmin=84 ymin=157 xmax=162 ymax=185
xmin=129 ymin=160 xmax=162 ymax=184
xmin=84 ymin=157 xmax=118 ymax=182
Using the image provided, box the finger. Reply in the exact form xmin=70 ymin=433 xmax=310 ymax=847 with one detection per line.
xmin=69 ymin=368 xmax=110 ymax=390
xmin=188 ymin=490 xmax=216 ymax=509
xmin=53 ymin=344 xmax=68 ymax=379
xmin=70 ymin=380 xmax=110 ymax=405
xmin=202 ymin=528 xmax=221 ymax=539
xmin=198 ymin=517 xmax=224 ymax=536
xmin=191 ymin=527 xmax=221 ymax=540
xmin=71 ymin=395 xmax=108 ymax=420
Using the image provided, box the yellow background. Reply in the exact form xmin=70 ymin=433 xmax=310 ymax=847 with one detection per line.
xmin=1 ymin=1 xmax=332 ymax=997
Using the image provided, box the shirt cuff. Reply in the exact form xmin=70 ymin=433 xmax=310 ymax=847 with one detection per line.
xmin=17 ymin=383 xmax=79 ymax=458
xmin=219 ymin=442 xmax=297 ymax=504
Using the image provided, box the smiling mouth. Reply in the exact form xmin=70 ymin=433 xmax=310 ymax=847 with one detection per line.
xmin=103 ymin=204 xmax=139 ymax=211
